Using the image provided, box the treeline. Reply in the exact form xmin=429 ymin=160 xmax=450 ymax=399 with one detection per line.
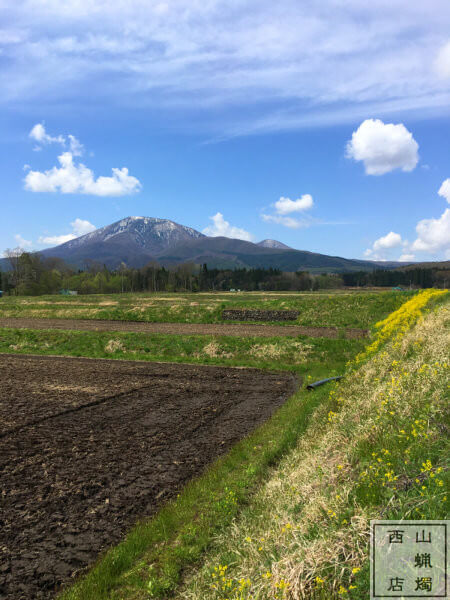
xmin=0 ymin=250 xmax=343 ymax=295
xmin=0 ymin=249 xmax=447 ymax=295
xmin=342 ymin=267 xmax=449 ymax=289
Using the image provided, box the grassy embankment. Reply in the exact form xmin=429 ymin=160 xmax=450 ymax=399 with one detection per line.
xmin=52 ymin=289 xmax=448 ymax=600
xmin=176 ymin=289 xmax=449 ymax=600
xmin=0 ymin=290 xmax=411 ymax=328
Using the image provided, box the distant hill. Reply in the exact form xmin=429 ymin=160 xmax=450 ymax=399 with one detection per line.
xmin=257 ymin=239 xmax=292 ymax=250
xmin=156 ymin=235 xmax=390 ymax=273
xmin=392 ymin=260 xmax=450 ymax=271
xmin=1 ymin=216 xmax=420 ymax=273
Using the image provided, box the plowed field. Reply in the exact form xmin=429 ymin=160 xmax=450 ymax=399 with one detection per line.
xmin=0 ymin=354 xmax=297 ymax=599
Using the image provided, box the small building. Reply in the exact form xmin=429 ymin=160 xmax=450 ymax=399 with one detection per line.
xmin=0 ymin=290 xmax=3 ymax=298
xmin=59 ymin=289 xmax=78 ymax=296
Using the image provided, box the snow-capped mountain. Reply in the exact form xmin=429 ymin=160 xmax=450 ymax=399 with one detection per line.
xmin=31 ymin=216 xmax=400 ymax=272
xmin=62 ymin=217 xmax=203 ymax=252
xmin=40 ymin=216 xmax=205 ymax=268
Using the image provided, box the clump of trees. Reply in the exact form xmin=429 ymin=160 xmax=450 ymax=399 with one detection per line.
xmin=0 ymin=248 xmax=447 ymax=296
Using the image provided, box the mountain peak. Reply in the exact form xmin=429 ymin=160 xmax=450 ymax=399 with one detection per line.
xmin=41 ymin=215 xmax=205 ymax=268
xmin=257 ymin=239 xmax=292 ymax=250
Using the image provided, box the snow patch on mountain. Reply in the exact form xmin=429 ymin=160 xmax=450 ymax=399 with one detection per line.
xmin=257 ymin=239 xmax=292 ymax=250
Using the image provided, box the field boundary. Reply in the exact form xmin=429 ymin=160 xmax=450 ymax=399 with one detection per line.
xmin=0 ymin=317 xmax=369 ymax=338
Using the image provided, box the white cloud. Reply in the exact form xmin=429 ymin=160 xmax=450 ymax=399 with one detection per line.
xmin=29 ymin=123 xmax=65 ymax=147
xmin=29 ymin=123 xmax=84 ymax=155
xmin=202 ymin=212 xmax=253 ymax=241
xmin=261 ymin=214 xmax=309 ymax=229
xmin=38 ymin=233 xmax=77 ymax=245
xmin=261 ymin=193 xmax=314 ymax=228
xmin=14 ymin=234 xmax=32 ymax=248
xmin=71 ymin=218 xmax=96 ymax=235
xmin=274 ymin=195 xmax=313 ymax=214
xmin=373 ymin=231 xmax=403 ymax=251
xmin=346 ymin=119 xmax=419 ymax=175
xmin=3 ymin=3 xmax=450 ymax=134
xmin=364 ymin=231 xmax=403 ymax=259
xmin=435 ymin=40 xmax=450 ymax=79
xmin=411 ymin=208 xmax=450 ymax=257
xmin=24 ymin=151 xmax=141 ymax=196
xmin=438 ymin=178 xmax=450 ymax=203
xmin=38 ymin=218 xmax=96 ymax=246
xmin=364 ymin=181 xmax=450 ymax=262
xmin=68 ymin=134 xmax=84 ymax=156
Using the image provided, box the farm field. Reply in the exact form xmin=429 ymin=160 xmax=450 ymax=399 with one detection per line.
xmin=1 ymin=289 xmax=446 ymax=600
xmin=0 ymin=354 xmax=297 ymax=599
xmin=0 ymin=290 xmax=411 ymax=328
xmin=0 ymin=316 xmax=369 ymax=338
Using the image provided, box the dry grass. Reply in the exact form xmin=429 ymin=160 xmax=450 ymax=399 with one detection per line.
xmin=104 ymin=339 xmax=125 ymax=354
xmin=201 ymin=341 xmax=234 ymax=359
xmin=249 ymin=342 xmax=312 ymax=361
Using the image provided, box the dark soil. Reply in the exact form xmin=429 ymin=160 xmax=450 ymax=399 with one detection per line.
xmin=0 ymin=354 xmax=298 ymax=600
xmin=0 ymin=317 xmax=368 ymax=338
xmin=222 ymin=309 xmax=299 ymax=321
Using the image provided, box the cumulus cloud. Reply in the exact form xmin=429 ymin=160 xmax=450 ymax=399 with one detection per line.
xmin=435 ymin=40 xmax=450 ymax=79
xmin=346 ymin=119 xmax=419 ymax=175
xmin=438 ymin=178 xmax=450 ymax=203
xmin=274 ymin=195 xmax=314 ymax=214
xmin=373 ymin=231 xmax=403 ymax=251
xmin=14 ymin=234 xmax=32 ymax=248
xmin=408 ymin=180 xmax=450 ymax=259
xmin=411 ymin=208 xmax=450 ymax=257
xmin=262 ymin=194 xmax=314 ymax=227
xmin=399 ymin=253 xmax=415 ymax=262
xmin=364 ymin=231 xmax=403 ymax=259
xmin=38 ymin=218 xmax=96 ymax=246
xmin=30 ymin=123 xmax=65 ymax=147
xmin=24 ymin=152 xmax=141 ymax=196
xmin=29 ymin=123 xmax=84 ymax=155
xmin=71 ymin=218 xmax=96 ymax=236
xmin=202 ymin=212 xmax=253 ymax=241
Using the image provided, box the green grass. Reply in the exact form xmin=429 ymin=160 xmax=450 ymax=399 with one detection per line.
xmin=0 ymin=327 xmax=364 ymax=374
xmin=0 ymin=290 xmax=412 ymax=328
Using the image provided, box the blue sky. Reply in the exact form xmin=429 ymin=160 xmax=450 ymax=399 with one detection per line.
xmin=1 ymin=0 xmax=450 ymax=262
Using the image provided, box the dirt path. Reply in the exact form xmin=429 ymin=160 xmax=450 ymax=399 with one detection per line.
xmin=0 ymin=354 xmax=298 ymax=599
xmin=0 ymin=317 xmax=369 ymax=338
